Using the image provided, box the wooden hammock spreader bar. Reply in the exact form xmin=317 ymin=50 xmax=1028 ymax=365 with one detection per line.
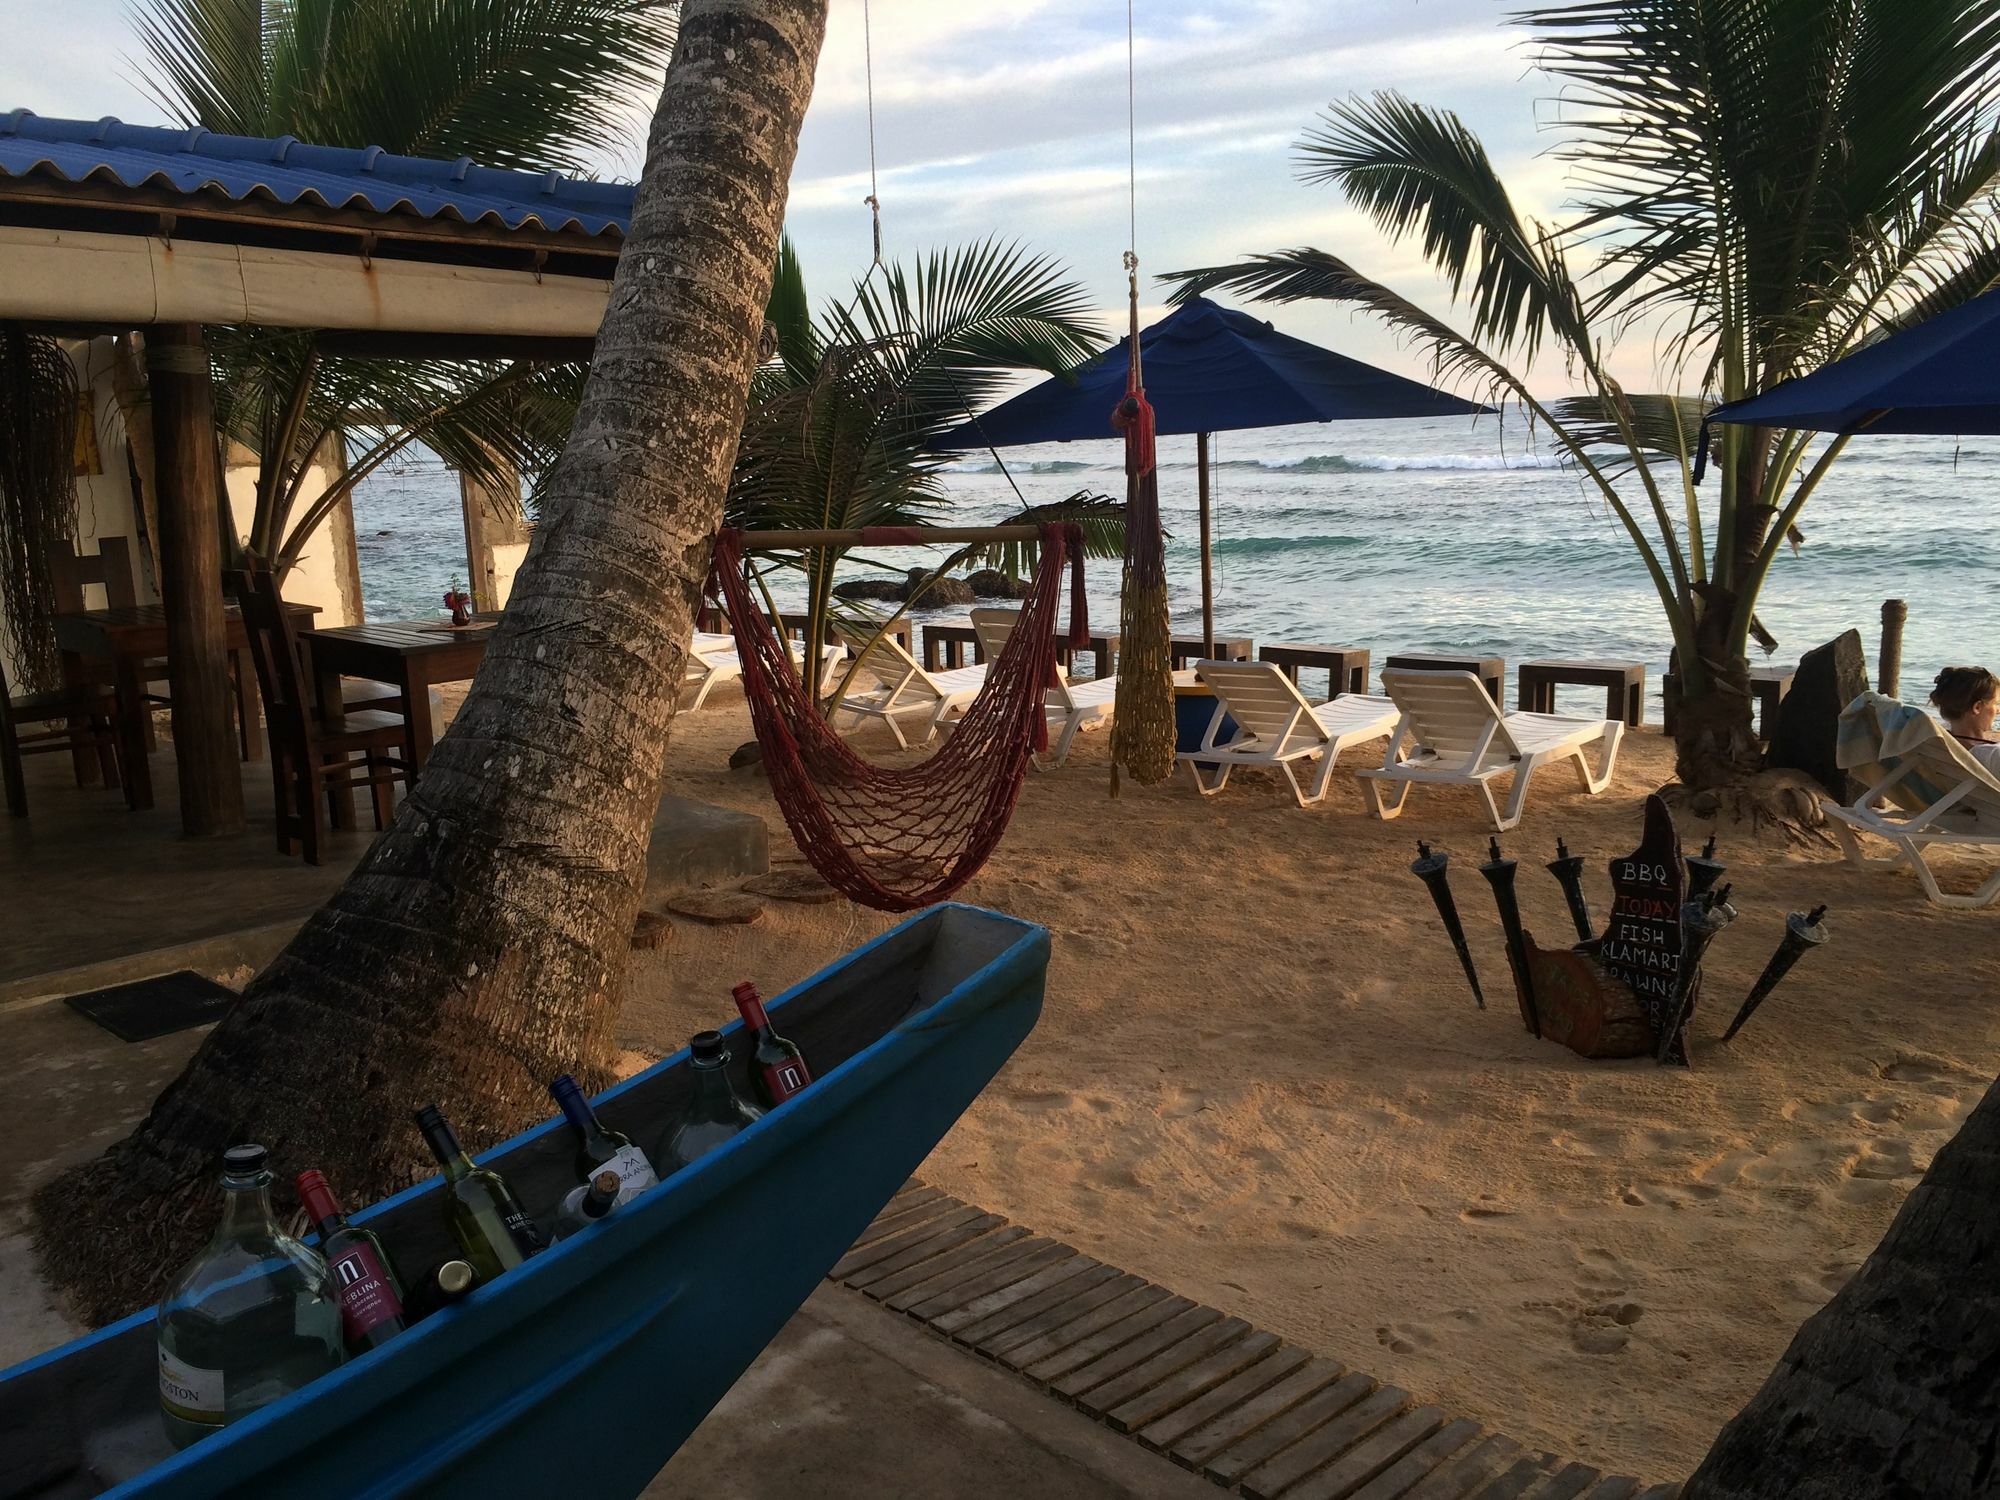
xmin=732 ymin=525 xmax=1043 ymax=548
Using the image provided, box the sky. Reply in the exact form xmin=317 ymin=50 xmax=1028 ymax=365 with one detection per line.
xmin=0 ymin=0 xmax=1643 ymax=396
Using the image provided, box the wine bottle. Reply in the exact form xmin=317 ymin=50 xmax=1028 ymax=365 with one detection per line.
xmin=402 ymin=1260 xmax=477 ymax=1322
xmin=659 ymin=1031 xmax=764 ymax=1171
xmin=413 ymin=1105 xmax=543 ymax=1280
xmin=548 ymin=1074 xmax=659 ymax=1203
xmin=156 ymin=1145 xmax=343 ymax=1449
xmin=553 ymin=1171 xmax=622 ymax=1242
xmin=294 ymin=1169 xmax=408 ymax=1353
xmin=732 ymin=982 xmax=813 ymax=1107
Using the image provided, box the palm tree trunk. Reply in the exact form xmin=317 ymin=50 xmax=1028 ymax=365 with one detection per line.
xmin=1685 ymin=1071 xmax=2000 ymax=1497
xmin=33 ymin=0 xmax=830 ymax=1326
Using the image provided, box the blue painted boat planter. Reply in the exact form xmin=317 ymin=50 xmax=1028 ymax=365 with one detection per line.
xmin=0 ymin=904 xmax=1048 ymax=1500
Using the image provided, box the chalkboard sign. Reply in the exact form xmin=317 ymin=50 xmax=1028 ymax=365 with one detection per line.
xmin=1597 ymin=794 xmax=1684 ymax=1051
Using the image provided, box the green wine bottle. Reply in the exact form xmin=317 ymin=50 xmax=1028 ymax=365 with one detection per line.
xmin=413 ymin=1105 xmax=543 ymax=1281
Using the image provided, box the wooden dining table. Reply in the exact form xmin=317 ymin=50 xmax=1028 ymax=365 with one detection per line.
xmin=53 ymin=602 xmax=318 ymax=813
xmin=300 ymin=619 xmax=495 ymax=776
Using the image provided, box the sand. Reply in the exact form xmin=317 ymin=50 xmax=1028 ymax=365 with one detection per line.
xmin=613 ymin=691 xmax=2000 ymax=1480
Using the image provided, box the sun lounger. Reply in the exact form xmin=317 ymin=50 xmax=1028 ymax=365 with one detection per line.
xmin=1178 ymin=659 xmax=1399 ymax=806
xmin=682 ymin=631 xmax=844 ymax=710
xmin=968 ymin=607 xmax=1115 ymax=768
xmin=1360 ymin=667 xmax=1624 ymax=831
xmin=832 ymin=625 xmax=986 ymax=748
xmin=1828 ymin=691 xmax=2000 ymax=908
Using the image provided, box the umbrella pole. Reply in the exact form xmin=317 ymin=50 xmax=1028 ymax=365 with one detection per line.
xmin=1198 ymin=431 xmax=1214 ymax=657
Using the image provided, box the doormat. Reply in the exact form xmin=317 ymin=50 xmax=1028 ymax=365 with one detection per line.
xmin=63 ymin=970 xmax=239 ymax=1042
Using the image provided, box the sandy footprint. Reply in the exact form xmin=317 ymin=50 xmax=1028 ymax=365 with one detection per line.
xmin=1376 ymin=1322 xmax=1434 ymax=1355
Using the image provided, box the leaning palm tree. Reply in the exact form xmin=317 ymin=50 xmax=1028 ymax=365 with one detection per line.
xmin=1168 ymin=0 xmax=2000 ymax=803
xmin=130 ymin=0 xmax=678 ymax=580
xmin=728 ymin=237 xmax=1120 ymax=699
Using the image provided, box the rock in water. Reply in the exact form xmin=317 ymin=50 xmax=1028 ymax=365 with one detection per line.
xmin=966 ymin=569 xmax=1033 ymax=600
xmin=907 ymin=568 xmax=975 ymax=606
xmin=832 ymin=578 xmax=905 ymax=603
xmin=1767 ymin=629 xmax=1867 ymax=799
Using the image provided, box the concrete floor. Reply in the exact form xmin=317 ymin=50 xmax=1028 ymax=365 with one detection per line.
xmin=0 ymin=745 xmax=363 ymax=992
xmin=0 ymin=955 xmax=1204 ymax=1498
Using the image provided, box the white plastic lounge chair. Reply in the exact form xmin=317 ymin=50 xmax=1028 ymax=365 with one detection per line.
xmin=682 ymin=632 xmax=844 ymax=710
xmin=1177 ymin=659 xmax=1399 ymax=807
xmin=1360 ymin=667 xmax=1624 ymax=831
xmin=1827 ymin=691 xmax=2000 ymax=908
xmin=968 ymin=608 xmax=1116 ymax=768
xmin=831 ymin=625 xmax=986 ymax=749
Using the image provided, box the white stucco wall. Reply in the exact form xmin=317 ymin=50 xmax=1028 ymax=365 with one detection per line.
xmin=0 ymin=338 xmax=364 ymax=686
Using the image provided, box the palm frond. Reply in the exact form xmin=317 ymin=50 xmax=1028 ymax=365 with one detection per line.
xmin=965 ymin=493 xmax=1126 ymax=579
xmin=1297 ymin=92 xmax=1592 ymax=362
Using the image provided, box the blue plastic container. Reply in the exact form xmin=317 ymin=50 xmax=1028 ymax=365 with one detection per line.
xmin=1174 ymin=686 xmax=1236 ymax=753
xmin=0 ymin=904 xmax=1049 ymax=1500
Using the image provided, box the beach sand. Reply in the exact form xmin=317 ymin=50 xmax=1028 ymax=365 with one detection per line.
xmin=611 ymin=692 xmax=2000 ymax=1479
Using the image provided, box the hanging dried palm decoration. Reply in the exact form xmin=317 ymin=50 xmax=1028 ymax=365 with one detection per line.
xmin=0 ymin=324 xmax=80 ymax=691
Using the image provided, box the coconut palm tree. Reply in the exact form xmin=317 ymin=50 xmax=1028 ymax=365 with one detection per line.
xmin=34 ymin=0 xmax=820 ymax=1323
xmin=729 ymin=237 xmax=1121 ymax=697
xmin=129 ymin=0 xmax=678 ymax=578
xmin=1167 ymin=0 xmax=2000 ymax=800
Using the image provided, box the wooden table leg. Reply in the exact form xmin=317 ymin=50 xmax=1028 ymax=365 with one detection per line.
xmin=406 ymin=666 xmax=438 ymax=776
xmin=305 ymin=647 xmax=359 ymax=830
xmin=58 ymin=651 xmax=95 ymax=785
xmin=113 ymin=654 xmax=153 ymax=811
xmin=234 ymin=649 xmax=264 ymax=761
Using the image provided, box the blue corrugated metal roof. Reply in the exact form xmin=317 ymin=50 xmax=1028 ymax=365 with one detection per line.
xmin=0 ymin=111 xmax=633 ymax=238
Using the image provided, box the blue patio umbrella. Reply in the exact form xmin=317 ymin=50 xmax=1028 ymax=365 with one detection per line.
xmin=932 ymin=295 xmax=1487 ymax=650
xmin=1706 ymin=286 xmax=2000 ymax=437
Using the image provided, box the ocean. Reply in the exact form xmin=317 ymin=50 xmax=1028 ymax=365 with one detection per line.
xmin=348 ymin=415 xmax=1999 ymax=719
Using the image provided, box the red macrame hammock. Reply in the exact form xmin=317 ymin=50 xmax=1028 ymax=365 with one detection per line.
xmin=706 ymin=524 xmax=1087 ymax=912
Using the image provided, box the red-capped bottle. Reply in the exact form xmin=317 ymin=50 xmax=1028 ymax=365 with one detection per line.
xmin=294 ymin=1170 xmax=408 ymax=1353
xmin=733 ymin=982 xmax=812 ymax=1108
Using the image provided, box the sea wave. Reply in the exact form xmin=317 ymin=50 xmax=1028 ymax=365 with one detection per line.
xmin=1206 ymin=533 xmax=1370 ymax=558
xmin=943 ymin=458 xmax=1097 ymax=474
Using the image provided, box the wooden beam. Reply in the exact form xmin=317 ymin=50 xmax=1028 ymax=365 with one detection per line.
xmin=146 ymin=325 xmax=244 ymax=836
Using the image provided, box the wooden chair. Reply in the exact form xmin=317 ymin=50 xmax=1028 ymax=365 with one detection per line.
xmin=49 ymin=536 xmax=263 ymax=759
xmin=227 ymin=564 xmax=410 ymax=863
xmin=1 ymin=652 xmax=121 ymax=817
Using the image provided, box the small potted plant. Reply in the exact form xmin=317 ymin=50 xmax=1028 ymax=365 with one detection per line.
xmin=443 ymin=580 xmax=474 ymax=627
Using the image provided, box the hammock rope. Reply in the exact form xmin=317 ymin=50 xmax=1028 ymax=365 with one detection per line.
xmin=708 ymin=523 xmax=1087 ymax=912
xmin=1105 ymin=4 xmax=1177 ymax=791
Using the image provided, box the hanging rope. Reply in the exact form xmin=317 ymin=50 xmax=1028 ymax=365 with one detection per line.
xmin=861 ymin=0 xmax=883 ymax=267
xmin=709 ymin=524 xmax=1086 ymax=911
xmin=1106 ymin=7 xmax=1177 ymax=792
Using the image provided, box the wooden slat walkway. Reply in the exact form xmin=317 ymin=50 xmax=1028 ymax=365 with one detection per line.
xmin=828 ymin=1182 xmax=1682 ymax=1500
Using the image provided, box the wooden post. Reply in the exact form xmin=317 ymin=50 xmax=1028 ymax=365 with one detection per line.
xmin=146 ymin=324 xmax=245 ymax=836
xmin=1197 ymin=431 xmax=1214 ymax=657
xmin=1879 ymin=598 xmax=1907 ymax=697
xmin=461 ymin=452 xmax=530 ymax=612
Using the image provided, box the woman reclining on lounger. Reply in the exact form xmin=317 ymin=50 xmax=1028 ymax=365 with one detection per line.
xmin=1932 ymin=665 xmax=2000 ymax=772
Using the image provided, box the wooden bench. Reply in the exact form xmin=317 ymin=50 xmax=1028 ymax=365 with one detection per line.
xmin=1662 ymin=664 xmax=1793 ymax=743
xmin=1170 ymin=634 xmax=1254 ymax=669
xmin=1517 ymin=658 xmax=1646 ymax=726
xmin=1258 ymin=643 xmax=1370 ymax=700
xmin=1383 ymin=651 xmax=1504 ymax=706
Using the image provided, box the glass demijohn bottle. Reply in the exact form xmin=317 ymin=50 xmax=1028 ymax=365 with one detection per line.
xmin=155 ymin=1145 xmax=343 ymax=1449
xmin=659 ymin=1031 xmax=764 ymax=1171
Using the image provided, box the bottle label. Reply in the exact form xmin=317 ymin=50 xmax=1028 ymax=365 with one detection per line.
xmin=761 ymin=1057 xmax=811 ymax=1104
xmin=504 ymin=1208 xmax=544 ymax=1254
xmin=601 ymin=1145 xmax=659 ymax=1203
xmin=158 ymin=1345 xmax=225 ymax=1423
xmin=329 ymin=1243 xmax=405 ymax=1342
